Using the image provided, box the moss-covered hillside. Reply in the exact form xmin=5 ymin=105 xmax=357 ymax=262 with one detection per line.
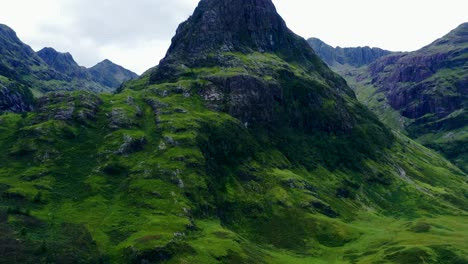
xmin=0 ymin=0 xmax=467 ymax=263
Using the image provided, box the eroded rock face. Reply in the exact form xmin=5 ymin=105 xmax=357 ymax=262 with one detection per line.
xmin=368 ymin=29 xmax=468 ymax=121
xmin=0 ymin=84 xmax=33 ymax=113
xmin=36 ymin=92 xmax=102 ymax=123
xmin=203 ymin=74 xmax=282 ymax=124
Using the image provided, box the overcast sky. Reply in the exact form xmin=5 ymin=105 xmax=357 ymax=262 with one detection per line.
xmin=1 ymin=0 xmax=467 ymax=74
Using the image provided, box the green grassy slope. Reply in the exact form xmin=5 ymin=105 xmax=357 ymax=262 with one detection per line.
xmin=0 ymin=52 xmax=466 ymax=263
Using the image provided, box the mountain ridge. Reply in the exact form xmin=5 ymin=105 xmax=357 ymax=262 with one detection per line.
xmin=0 ymin=24 xmax=137 ymax=97
xmin=307 ymin=37 xmax=393 ymax=67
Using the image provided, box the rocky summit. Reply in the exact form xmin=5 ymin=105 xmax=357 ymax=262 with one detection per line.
xmin=0 ymin=1 xmax=467 ymax=263
xmin=89 ymin=59 xmax=139 ymax=89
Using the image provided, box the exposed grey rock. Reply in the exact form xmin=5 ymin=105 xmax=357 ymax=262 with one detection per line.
xmin=145 ymin=98 xmax=169 ymax=115
xmin=0 ymin=83 xmax=33 ymax=113
xmin=115 ymin=134 xmax=147 ymax=155
xmin=107 ymin=108 xmax=133 ymax=130
xmin=35 ymin=91 xmax=102 ymax=123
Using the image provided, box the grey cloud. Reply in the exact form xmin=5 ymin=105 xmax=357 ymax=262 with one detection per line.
xmin=30 ymin=0 xmax=200 ymax=72
xmin=61 ymin=0 xmax=199 ymax=46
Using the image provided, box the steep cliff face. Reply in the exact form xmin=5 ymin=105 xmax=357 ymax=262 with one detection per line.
xmin=367 ymin=23 xmax=468 ymax=171
xmin=369 ymin=41 xmax=467 ymax=120
xmin=308 ymin=37 xmax=392 ymax=67
xmin=0 ymin=79 xmax=33 ymax=113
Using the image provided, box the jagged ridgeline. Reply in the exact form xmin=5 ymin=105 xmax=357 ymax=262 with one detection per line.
xmin=0 ymin=23 xmax=137 ymax=98
xmin=0 ymin=0 xmax=467 ymax=263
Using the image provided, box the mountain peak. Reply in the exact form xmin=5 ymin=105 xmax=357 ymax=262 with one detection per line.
xmin=89 ymin=59 xmax=138 ymax=88
xmin=166 ymin=0 xmax=287 ymax=56
xmin=100 ymin=59 xmax=113 ymax=64
xmin=152 ymin=0 xmax=325 ymax=83
xmin=37 ymin=47 xmax=80 ymax=70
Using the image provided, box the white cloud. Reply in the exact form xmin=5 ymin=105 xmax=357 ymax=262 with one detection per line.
xmin=274 ymin=0 xmax=468 ymax=51
xmin=1 ymin=0 xmax=467 ymax=74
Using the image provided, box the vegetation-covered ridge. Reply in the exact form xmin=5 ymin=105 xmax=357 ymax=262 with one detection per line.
xmin=0 ymin=1 xmax=467 ymax=263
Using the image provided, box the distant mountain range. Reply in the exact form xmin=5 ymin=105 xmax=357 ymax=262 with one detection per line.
xmin=0 ymin=23 xmax=137 ymax=112
xmin=308 ymin=38 xmax=392 ymax=67
xmin=309 ymin=22 xmax=468 ymax=172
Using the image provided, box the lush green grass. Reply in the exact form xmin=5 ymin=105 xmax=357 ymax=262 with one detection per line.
xmin=0 ymin=51 xmax=467 ymax=263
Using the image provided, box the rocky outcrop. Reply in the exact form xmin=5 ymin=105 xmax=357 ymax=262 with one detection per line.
xmin=308 ymin=37 xmax=392 ymax=67
xmin=35 ymin=91 xmax=102 ymax=124
xmin=368 ymin=23 xmax=468 ymax=121
xmin=0 ymin=82 xmax=33 ymax=113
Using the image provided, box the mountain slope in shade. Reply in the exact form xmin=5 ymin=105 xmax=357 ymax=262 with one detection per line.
xmin=0 ymin=24 xmax=137 ymax=95
xmin=37 ymin=47 xmax=90 ymax=80
xmin=0 ymin=24 xmax=59 ymax=85
xmin=0 ymin=1 xmax=467 ymax=263
xmin=37 ymin=47 xmax=138 ymax=91
xmin=89 ymin=59 xmax=138 ymax=88
xmin=308 ymin=37 xmax=392 ymax=67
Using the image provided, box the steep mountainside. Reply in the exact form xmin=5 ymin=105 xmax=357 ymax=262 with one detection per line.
xmin=308 ymin=37 xmax=392 ymax=67
xmin=311 ymin=23 xmax=467 ymax=172
xmin=37 ymin=47 xmax=90 ymax=79
xmin=0 ymin=24 xmax=137 ymax=95
xmin=0 ymin=1 xmax=467 ymax=263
